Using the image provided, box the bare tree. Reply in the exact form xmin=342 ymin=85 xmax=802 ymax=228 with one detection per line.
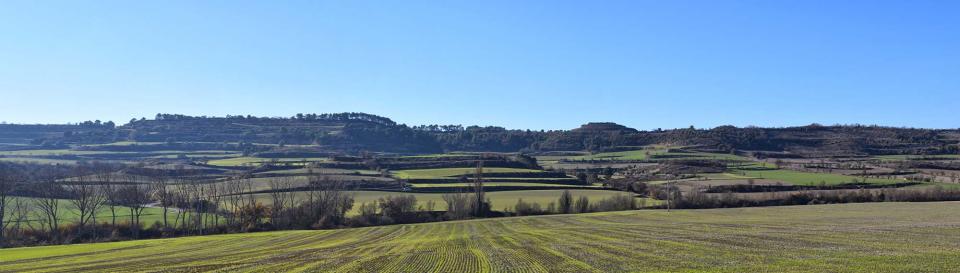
xmin=224 ymin=177 xmax=245 ymax=228
xmin=7 ymin=197 xmax=31 ymax=243
xmin=0 ymin=164 xmax=15 ymax=246
xmin=301 ymin=175 xmax=353 ymax=228
xmin=558 ymin=190 xmax=573 ymax=214
xmin=118 ymin=175 xmax=150 ymax=239
xmin=268 ymin=176 xmax=296 ymax=228
xmin=65 ymin=167 xmax=107 ymax=235
xmin=204 ymin=182 xmax=224 ymax=229
xmin=574 ymin=196 xmax=590 ymax=213
xmin=190 ymin=179 xmax=205 ymax=235
xmin=150 ymin=172 xmax=172 ymax=230
xmin=442 ymin=191 xmax=472 ymax=220
xmin=172 ymin=180 xmax=189 ymax=231
xmin=473 ymin=155 xmax=486 ymax=216
xmin=96 ymin=169 xmax=120 ymax=230
xmin=33 ymin=182 xmax=63 ymax=240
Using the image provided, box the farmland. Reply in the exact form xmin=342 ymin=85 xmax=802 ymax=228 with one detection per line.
xmin=206 ymin=157 xmax=331 ymax=167
xmin=392 ymin=167 xmax=544 ymax=180
xmin=555 ymin=147 xmax=748 ymax=162
xmin=732 ymin=169 xmax=903 ymax=186
xmin=2 ymin=202 xmax=958 ymax=272
xmin=2 ymin=197 xmax=188 ymax=229
xmin=240 ymin=189 xmax=653 ymax=215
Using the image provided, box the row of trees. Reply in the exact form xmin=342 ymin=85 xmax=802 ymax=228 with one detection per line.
xmin=2 ymin=163 xmax=650 ymax=248
xmin=0 ymin=161 xmax=371 ymax=248
xmin=1 ymin=163 xmax=152 ymax=246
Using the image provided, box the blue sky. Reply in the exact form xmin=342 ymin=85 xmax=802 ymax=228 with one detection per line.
xmin=1 ymin=0 xmax=957 ymax=130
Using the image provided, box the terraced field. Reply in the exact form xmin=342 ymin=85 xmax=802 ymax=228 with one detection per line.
xmin=0 ymin=149 xmax=239 ymax=165
xmin=734 ymin=169 xmax=903 ymax=186
xmin=206 ymin=157 xmax=330 ymax=167
xmin=393 ymin=168 xmax=544 ymax=180
xmin=568 ymin=148 xmax=747 ymax=162
xmin=2 ymin=202 xmax=958 ymax=272
xmin=873 ymin=154 xmax=960 ymax=161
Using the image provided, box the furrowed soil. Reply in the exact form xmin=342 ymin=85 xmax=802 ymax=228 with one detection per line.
xmin=1 ymin=202 xmax=958 ymax=272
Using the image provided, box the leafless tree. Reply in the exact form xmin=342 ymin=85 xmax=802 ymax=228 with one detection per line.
xmin=204 ymin=182 xmax=224 ymax=228
xmin=190 ymin=179 xmax=205 ymax=235
xmin=442 ymin=191 xmax=472 ymax=220
xmin=574 ymin=195 xmax=590 ymax=213
xmin=224 ymin=177 xmax=245 ymax=228
xmin=268 ymin=176 xmax=297 ymax=228
xmin=558 ymin=190 xmax=573 ymax=214
xmin=65 ymin=167 xmax=107 ymax=235
xmin=33 ymin=182 xmax=63 ymax=240
xmin=118 ymin=175 xmax=151 ymax=239
xmin=96 ymin=169 xmax=120 ymax=229
xmin=7 ymin=197 xmax=31 ymax=243
xmin=0 ymin=165 xmax=15 ymax=246
xmin=172 ymin=179 xmax=190 ymax=230
xmin=473 ymin=156 xmax=486 ymax=216
xmin=302 ymin=175 xmax=353 ymax=228
xmin=150 ymin=172 xmax=172 ymax=230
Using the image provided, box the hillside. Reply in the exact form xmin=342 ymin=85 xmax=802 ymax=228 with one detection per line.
xmin=2 ymin=113 xmax=958 ymax=156
xmin=1 ymin=202 xmax=958 ymax=272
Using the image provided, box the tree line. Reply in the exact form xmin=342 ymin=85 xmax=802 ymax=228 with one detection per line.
xmin=0 ymin=162 xmax=645 ymax=248
xmin=9 ymin=112 xmax=959 ymax=155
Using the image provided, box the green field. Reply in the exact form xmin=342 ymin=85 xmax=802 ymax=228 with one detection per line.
xmin=393 ymin=167 xmax=543 ymax=180
xmin=242 ymin=189 xmax=645 ymax=215
xmin=2 ymin=202 xmax=957 ymax=272
xmin=0 ymin=149 xmax=107 ymax=156
xmin=0 ymin=149 xmax=234 ymax=157
xmin=0 ymin=157 xmax=84 ymax=165
xmin=408 ymin=182 xmax=599 ymax=190
xmin=0 ymin=149 xmax=239 ymax=165
xmin=260 ymin=168 xmax=380 ymax=176
xmin=207 ymin=157 xmax=330 ymax=167
xmin=565 ymin=148 xmax=748 ymax=162
xmin=734 ymin=169 xmax=903 ymax=186
xmin=3 ymin=197 xmax=192 ymax=229
xmin=873 ymin=154 xmax=960 ymax=161
xmin=399 ymin=153 xmax=481 ymax=158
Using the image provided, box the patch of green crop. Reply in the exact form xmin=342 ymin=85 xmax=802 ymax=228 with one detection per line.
xmin=565 ymin=147 xmax=749 ymax=162
xmin=733 ymin=169 xmax=903 ymax=186
xmin=2 ymin=202 xmax=958 ymax=272
xmin=207 ymin=157 xmax=329 ymax=167
xmin=873 ymin=154 xmax=960 ymax=161
xmin=3 ymin=197 xmax=201 ymax=230
xmin=393 ymin=167 xmax=542 ymax=179
xmin=238 ymin=190 xmax=644 ymax=215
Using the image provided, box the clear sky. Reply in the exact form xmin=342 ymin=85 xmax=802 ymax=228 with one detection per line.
xmin=1 ymin=0 xmax=957 ymax=130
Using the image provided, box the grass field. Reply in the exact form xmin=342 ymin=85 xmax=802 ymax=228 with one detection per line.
xmin=399 ymin=153 xmax=481 ymax=158
xmin=0 ymin=149 xmax=239 ymax=165
xmin=3 ymin=197 xmax=188 ymax=229
xmin=393 ymin=168 xmax=543 ymax=180
xmin=260 ymin=168 xmax=381 ymax=176
xmin=874 ymin=154 xmax=960 ymax=160
xmin=2 ymin=202 xmax=958 ymax=272
xmin=733 ymin=169 xmax=903 ymax=186
xmin=0 ymin=157 xmax=84 ymax=165
xmin=563 ymin=148 xmax=748 ymax=162
xmin=206 ymin=157 xmax=330 ymax=167
xmin=408 ymin=182 xmax=599 ymax=189
xmin=242 ymin=189 xmax=645 ymax=215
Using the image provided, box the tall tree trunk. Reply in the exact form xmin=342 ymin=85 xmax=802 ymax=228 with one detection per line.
xmin=162 ymin=206 xmax=169 ymax=230
xmin=110 ymin=206 xmax=117 ymax=229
